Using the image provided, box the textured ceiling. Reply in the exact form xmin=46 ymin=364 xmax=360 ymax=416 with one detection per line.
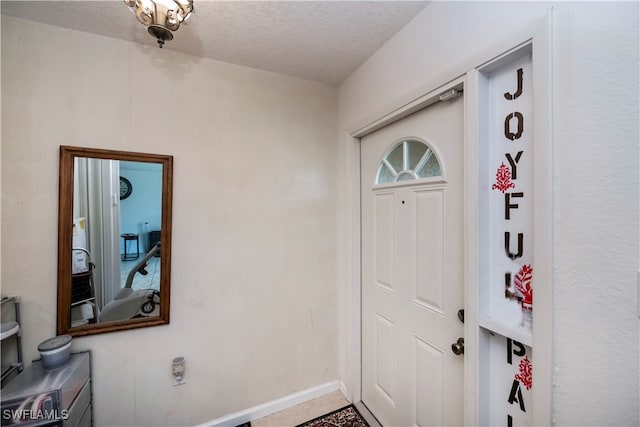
xmin=1 ymin=0 xmax=429 ymax=85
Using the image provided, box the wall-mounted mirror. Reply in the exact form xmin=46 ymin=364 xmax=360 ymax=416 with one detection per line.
xmin=57 ymin=146 xmax=173 ymax=337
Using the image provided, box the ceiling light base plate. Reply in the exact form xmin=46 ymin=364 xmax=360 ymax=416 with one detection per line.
xmin=148 ymin=25 xmax=173 ymax=48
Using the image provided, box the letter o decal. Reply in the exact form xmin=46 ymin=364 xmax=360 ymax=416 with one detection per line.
xmin=504 ymin=112 xmax=524 ymax=140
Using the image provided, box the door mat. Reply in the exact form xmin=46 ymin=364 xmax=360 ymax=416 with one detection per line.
xmin=296 ymin=404 xmax=370 ymax=427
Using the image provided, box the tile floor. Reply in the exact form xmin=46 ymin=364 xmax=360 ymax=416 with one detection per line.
xmin=252 ymin=390 xmax=349 ymax=427
xmin=251 ymin=391 xmax=381 ymax=427
xmin=120 ymin=256 xmax=161 ymax=290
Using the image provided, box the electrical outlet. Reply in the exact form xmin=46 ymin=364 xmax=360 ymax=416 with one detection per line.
xmin=172 ymin=356 xmax=186 ymax=386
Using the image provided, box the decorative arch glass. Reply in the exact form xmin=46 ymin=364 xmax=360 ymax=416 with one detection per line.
xmin=376 ymin=139 xmax=442 ymax=184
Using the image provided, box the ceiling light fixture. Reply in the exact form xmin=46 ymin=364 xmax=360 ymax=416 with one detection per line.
xmin=124 ymin=0 xmax=194 ymax=48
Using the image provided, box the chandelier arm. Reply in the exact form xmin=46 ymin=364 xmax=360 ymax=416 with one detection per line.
xmin=165 ymin=9 xmax=180 ymax=31
xmin=134 ymin=2 xmax=154 ymax=27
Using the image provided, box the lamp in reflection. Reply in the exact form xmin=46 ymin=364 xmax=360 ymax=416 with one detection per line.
xmin=124 ymin=0 xmax=194 ymax=48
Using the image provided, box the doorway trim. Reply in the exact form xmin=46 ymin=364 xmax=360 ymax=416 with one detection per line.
xmin=345 ymin=11 xmax=552 ymax=426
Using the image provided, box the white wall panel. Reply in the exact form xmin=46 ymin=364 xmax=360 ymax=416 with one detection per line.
xmin=1 ymin=16 xmax=338 ymax=426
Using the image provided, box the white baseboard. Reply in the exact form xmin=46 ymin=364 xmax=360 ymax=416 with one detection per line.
xmin=195 ymin=380 xmax=341 ymax=427
xmin=339 ymin=380 xmax=350 ymax=402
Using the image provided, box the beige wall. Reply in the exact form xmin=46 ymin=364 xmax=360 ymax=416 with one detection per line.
xmin=1 ymin=16 xmax=338 ymax=426
xmin=337 ymin=2 xmax=639 ymax=425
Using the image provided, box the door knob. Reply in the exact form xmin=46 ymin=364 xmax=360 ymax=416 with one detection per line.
xmin=451 ymin=337 xmax=464 ymax=355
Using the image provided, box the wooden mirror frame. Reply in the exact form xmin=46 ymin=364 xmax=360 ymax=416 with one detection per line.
xmin=57 ymin=146 xmax=173 ymax=337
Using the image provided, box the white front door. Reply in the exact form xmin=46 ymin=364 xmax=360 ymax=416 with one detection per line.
xmin=361 ymin=94 xmax=464 ymax=426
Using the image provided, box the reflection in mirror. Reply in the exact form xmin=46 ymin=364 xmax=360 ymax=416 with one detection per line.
xmin=58 ymin=146 xmax=173 ymax=337
xmin=72 ymin=159 xmax=162 ymax=325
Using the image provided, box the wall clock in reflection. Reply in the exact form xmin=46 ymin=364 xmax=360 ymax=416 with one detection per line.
xmin=120 ymin=176 xmax=132 ymax=200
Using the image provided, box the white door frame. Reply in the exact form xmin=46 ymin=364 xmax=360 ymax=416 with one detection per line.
xmin=345 ymin=11 xmax=553 ymax=426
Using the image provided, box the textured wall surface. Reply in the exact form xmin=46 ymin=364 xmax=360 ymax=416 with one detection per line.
xmin=552 ymin=3 xmax=639 ymax=424
xmin=1 ymin=16 xmax=339 ymax=426
xmin=337 ymin=2 xmax=639 ymax=425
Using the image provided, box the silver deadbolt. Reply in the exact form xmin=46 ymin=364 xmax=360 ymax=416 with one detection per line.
xmin=451 ymin=337 xmax=464 ymax=355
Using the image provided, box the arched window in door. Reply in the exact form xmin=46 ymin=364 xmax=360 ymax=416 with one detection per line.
xmin=376 ymin=139 xmax=442 ymax=184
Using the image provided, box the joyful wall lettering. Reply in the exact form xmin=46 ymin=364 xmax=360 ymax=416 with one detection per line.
xmin=506 ymin=338 xmax=532 ymax=425
xmin=492 ymin=66 xmax=534 ymax=328
xmin=492 ymin=65 xmax=534 ymax=426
